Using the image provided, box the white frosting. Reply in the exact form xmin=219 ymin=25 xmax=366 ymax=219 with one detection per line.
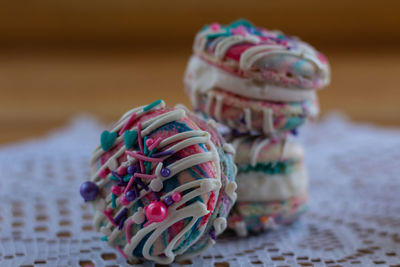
xmin=90 ymin=102 xmax=235 ymax=264
xmin=232 ymin=136 xmax=303 ymax=165
xmin=185 ymin=56 xmax=317 ymax=103
xmin=235 ymin=164 xmax=308 ymax=202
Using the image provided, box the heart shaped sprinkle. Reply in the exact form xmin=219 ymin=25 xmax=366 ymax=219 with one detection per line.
xmin=101 ymin=131 xmax=117 ymax=151
xmin=124 ymin=129 xmax=138 ymax=149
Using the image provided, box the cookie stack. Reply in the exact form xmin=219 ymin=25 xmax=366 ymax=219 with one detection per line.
xmin=184 ymin=20 xmax=330 ymax=236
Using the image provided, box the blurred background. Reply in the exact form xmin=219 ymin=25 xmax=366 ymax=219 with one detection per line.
xmin=1 ymin=0 xmax=400 ymax=143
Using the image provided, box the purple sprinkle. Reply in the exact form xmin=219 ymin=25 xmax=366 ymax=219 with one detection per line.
xmin=152 ymin=191 xmax=160 ymax=201
xmin=210 ymin=229 xmax=216 ymax=240
xmin=127 ymin=165 xmax=137 ymax=175
xmin=114 ymin=208 xmax=128 ymax=225
xmin=136 ymin=179 xmax=149 ymax=191
xmin=152 ymin=150 xmax=174 ymax=158
xmin=111 ymin=171 xmax=123 ymax=182
xmin=125 ymin=190 xmax=136 ymax=201
xmin=164 ymin=196 xmax=173 ymax=206
xmin=160 ymin=167 xmax=171 ymax=178
xmin=118 ymin=216 xmax=126 ymax=230
xmin=79 ymin=181 xmax=99 ymax=202
xmin=291 ymin=128 xmax=299 ymax=136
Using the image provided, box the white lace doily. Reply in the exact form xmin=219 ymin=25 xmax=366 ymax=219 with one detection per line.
xmin=0 ymin=114 xmax=399 ymax=267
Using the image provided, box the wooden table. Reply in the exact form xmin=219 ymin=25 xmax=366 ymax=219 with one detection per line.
xmin=1 ymin=47 xmax=399 ymax=144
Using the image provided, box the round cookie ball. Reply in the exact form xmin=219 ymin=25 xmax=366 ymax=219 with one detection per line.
xmin=80 ymin=100 xmax=237 ymax=264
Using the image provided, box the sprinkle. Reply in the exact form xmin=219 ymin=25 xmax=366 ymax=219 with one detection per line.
xmin=209 ymin=23 xmax=221 ymax=32
xmin=147 ymin=137 xmax=163 ymax=151
xmin=98 ymin=168 xmax=109 ymax=179
xmin=111 ymin=194 xmax=117 ymax=209
xmin=125 ymin=151 xmax=163 ymax=163
xmin=111 ymin=171 xmax=124 ymax=183
xmin=117 ymin=246 xmax=127 ymax=259
xmin=152 ymin=150 xmax=174 ymax=158
xmin=144 ymin=136 xmax=149 ymax=155
xmin=101 ymin=236 xmax=108 ymax=241
xmin=117 ymin=166 xmax=127 ymax=176
xmin=160 ymin=167 xmax=171 ymax=178
xmin=100 ymin=131 xmax=117 ymax=151
xmin=114 ymin=208 xmax=128 ymax=225
xmin=111 ymin=185 xmax=123 ymax=196
xmin=153 ymin=191 xmax=160 ymax=201
xmin=164 ymin=196 xmax=173 ymax=206
xmin=125 ymin=190 xmax=136 ymax=201
xmin=209 ymin=229 xmax=216 ymax=240
xmin=125 ymin=219 xmax=134 ymax=244
xmin=118 ymin=216 xmax=126 ymax=230
xmin=123 ymin=175 xmax=136 ymax=194
xmin=109 ymin=176 xmax=119 ymax=182
xmin=119 ymin=112 xmax=137 ymax=136
xmin=171 ymin=192 xmax=182 ymax=202
xmin=137 ymin=123 xmax=144 ymax=153
xmin=103 ymin=209 xmax=118 ymax=227
xmin=136 ymin=179 xmax=149 ymax=191
xmin=143 ymin=99 xmax=162 ymax=112
xmin=127 ymin=165 xmax=137 ymax=175
xmin=134 ymin=173 xmax=157 ymax=179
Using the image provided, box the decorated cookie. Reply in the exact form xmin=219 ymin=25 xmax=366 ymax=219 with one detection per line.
xmin=80 ymin=100 xmax=237 ymax=264
xmin=226 ymin=135 xmax=308 ymax=236
xmin=184 ymin=19 xmax=330 ymax=135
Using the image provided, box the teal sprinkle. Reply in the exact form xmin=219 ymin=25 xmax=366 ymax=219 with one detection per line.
xmin=110 ymin=176 xmax=119 ymax=182
xmin=143 ymin=99 xmax=162 ymax=112
xmin=144 ymin=136 xmax=148 ymax=155
xmin=238 ymin=161 xmax=295 ymax=175
xmin=124 ymin=129 xmax=137 ymax=149
xmin=206 ymin=30 xmax=231 ymax=39
xmin=229 ymin=19 xmax=254 ymax=29
xmin=145 ymin=161 xmax=151 ymax=174
xmin=101 ymin=236 xmax=108 ymax=241
xmin=111 ymin=194 xmax=117 ymax=208
xmin=284 ymin=117 xmax=305 ymax=130
xmin=123 ymin=175 xmax=131 ymax=182
xmin=100 ymin=130 xmax=117 ymax=151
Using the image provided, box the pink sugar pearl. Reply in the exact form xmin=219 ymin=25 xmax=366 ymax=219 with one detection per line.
xmin=98 ymin=168 xmax=109 ymax=179
xmin=117 ymin=166 xmax=127 ymax=176
xmin=210 ymin=23 xmax=221 ymax=32
xmin=120 ymin=195 xmax=130 ymax=206
xmin=145 ymin=138 xmax=154 ymax=147
xmin=111 ymin=185 xmax=123 ymax=196
xmin=171 ymin=192 xmax=182 ymax=202
xmin=145 ymin=201 xmax=168 ymax=222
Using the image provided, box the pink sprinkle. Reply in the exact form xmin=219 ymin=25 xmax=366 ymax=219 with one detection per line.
xmin=210 ymin=23 xmax=221 ymax=32
xmin=125 ymin=219 xmax=134 ymax=244
xmin=134 ymin=173 xmax=157 ymax=179
xmin=172 ymin=192 xmax=182 ymax=202
xmin=120 ymin=195 xmax=130 ymax=206
xmin=137 ymin=123 xmax=144 ymax=153
xmin=145 ymin=138 xmax=154 ymax=147
xmin=103 ymin=209 xmax=118 ymax=227
xmin=117 ymin=246 xmax=127 ymax=259
xmin=117 ymin=166 xmax=127 ymax=176
xmin=119 ymin=112 xmax=137 ymax=136
xmin=125 ymin=151 xmax=163 ymax=163
xmin=139 ymin=159 xmax=145 ymax=173
xmin=98 ymin=168 xmax=109 ymax=179
xmin=123 ymin=175 xmax=136 ymax=194
xmin=231 ymin=26 xmax=247 ymax=37
xmin=148 ymin=137 xmax=163 ymax=151
xmin=111 ymin=185 xmax=123 ymax=196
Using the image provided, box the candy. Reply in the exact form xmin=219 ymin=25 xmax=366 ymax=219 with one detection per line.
xmin=80 ymin=181 xmax=99 ymax=201
xmin=145 ymin=201 xmax=168 ymax=223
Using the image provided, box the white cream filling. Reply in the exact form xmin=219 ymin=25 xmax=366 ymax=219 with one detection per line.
xmin=185 ymin=56 xmax=317 ymax=102
xmin=235 ymin=165 xmax=308 ymax=202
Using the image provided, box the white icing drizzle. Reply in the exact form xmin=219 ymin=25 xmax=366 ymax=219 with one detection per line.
xmin=222 ymin=143 xmax=235 ymax=155
xmin=90 ymin=104 xmax=235 ymax=264
xmin=213 ymin=217 xmax=227 ymax=235
xmin=214 ymin=94 xmax=224 ymax=121
xmin=225 ymin=181 xmax=238 ymax=202
xmin=244 ymin=108 xmax=253 ymax=131
xmin=249 ymin=138 xmax=271 ymax=166
xmin=215 ymin=35 xmax=259 ymax=59
xmin=262 ymin=107 xmax=275 ymax=134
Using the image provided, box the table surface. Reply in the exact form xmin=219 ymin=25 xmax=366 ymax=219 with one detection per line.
xmin=1 ymin=48 xmax=399 ymax=144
